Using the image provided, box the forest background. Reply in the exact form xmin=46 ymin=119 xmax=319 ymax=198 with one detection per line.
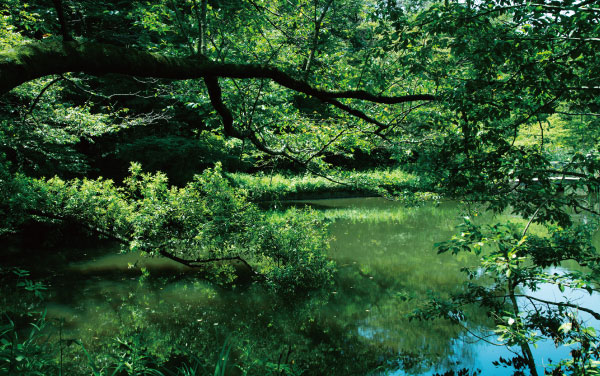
xmin=1 ymin=0 xmax=599 ymax=375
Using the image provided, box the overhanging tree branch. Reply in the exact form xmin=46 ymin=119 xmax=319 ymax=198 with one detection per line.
xmin=515 ymin=294 xmax=600 ymax=321
xmin=157 ymin=249 xmax=258 ymax=276
xmin=25 ymin=76 xmax=64 ymax=117
xmin=203 ymin=75 xmax=244 ymax=138
xmin=1 ymin=40 xmax=435 ymax=191
xmin=0 ymin=40 xmax=435 ymax=106
xmin=25 ymin=208 xmax=258 ymax=277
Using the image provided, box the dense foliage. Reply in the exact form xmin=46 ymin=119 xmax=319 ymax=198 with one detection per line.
xmin=2 ymin=161 xmax=335 ymax=292
xmin=1 ymin=0 xmax=600 ymax=374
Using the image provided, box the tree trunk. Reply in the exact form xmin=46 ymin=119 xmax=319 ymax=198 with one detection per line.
xmin=508 ymin=279 xmax=538 ymax=376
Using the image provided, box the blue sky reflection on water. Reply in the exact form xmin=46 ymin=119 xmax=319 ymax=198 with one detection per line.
xmin=385 ymin=274 xmax=599 ymax=376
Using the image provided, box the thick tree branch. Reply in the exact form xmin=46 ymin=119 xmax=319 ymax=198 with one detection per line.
xmin=0 ymin=40 xmax=435 ymax=106
xmin=1 ymin=40 xmax=434 ymax=189
xmin=203 ymin=76 xmax=244 ymax=138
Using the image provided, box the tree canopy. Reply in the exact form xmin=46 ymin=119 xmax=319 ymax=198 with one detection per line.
xmin=1 ymin=0 xmax=598 ymax=189
xmin=1 ymin=0 xmax=600 ymax=374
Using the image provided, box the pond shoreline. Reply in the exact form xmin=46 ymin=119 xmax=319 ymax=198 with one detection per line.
xmin=254 ymin=189 xmax=439 ymax=203
xmin=227 ymin=169 xmax=433 ymax=202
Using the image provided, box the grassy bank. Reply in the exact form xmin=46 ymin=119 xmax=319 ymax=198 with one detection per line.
xmin=227 ymin=168 xmax=432 ymax=201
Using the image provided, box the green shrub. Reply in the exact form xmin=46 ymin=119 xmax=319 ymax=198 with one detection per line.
xmin=5 ymin=162 xmax=335 ymax=294
xmin=257 ymin=208 xmax=335 ymax=294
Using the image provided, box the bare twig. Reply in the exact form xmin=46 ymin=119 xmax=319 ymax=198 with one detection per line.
xmin=515 ymin=294 xmax=600 ymax=321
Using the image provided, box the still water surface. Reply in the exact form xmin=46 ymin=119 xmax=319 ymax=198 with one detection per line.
xmin=5 ymin=198 xmax=599 ymax=375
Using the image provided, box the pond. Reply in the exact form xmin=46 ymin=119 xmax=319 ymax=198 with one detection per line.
xmin=1 ymin=198 xmax=598 ymax=375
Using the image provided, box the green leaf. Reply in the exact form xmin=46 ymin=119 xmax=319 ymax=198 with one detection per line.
xmin=558 ymin=322 xmax=572 ymax=333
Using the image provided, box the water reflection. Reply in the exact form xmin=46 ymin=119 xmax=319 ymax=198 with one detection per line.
xmin=324 ymin=200 xmax=490 ymax=374
xmin=1 ymin=198 xmax=598 ymax=375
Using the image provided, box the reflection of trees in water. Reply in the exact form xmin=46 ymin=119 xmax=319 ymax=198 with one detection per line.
xmin=331 ymin=262 xmax=494 ymax=375
xmin=0 ymin=201 xmax=502 ymax=375
xmin=5 ymin=265 xmax=487 ymax=375
xmin=323 ymin=204 xmax=498 ymax=374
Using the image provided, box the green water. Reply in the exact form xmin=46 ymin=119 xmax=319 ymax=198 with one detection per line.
xmin=1 ymin=199 xmax=594 ymax=375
